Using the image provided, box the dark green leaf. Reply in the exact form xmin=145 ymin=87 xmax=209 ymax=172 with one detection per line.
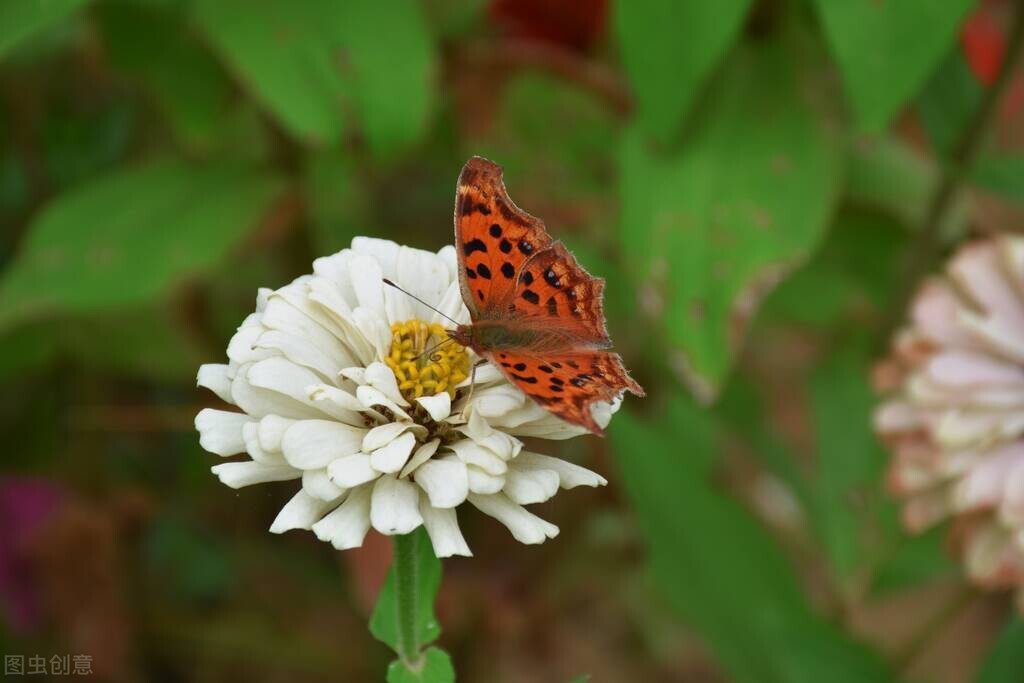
xmin=370 ymin=528 xmax=442 ymax=652
xmin=975 ymin=616 xmax=1024 ymax=683
xmin=304 ymin=148 xmax=365 ymax=254
xmin=918 ymin=50 xmax=983 ymax=158
xmin=0 ymin=159 xmax=284 ymax=330
xmin=870 ymin=526 xmax=958 ymax=597
xmin=811 ymin=0 xmax=973 ymax=131
xmin=611 ymin=400 xmax=897 ymax=683
xmin=385 ymin=647 xmax=454 ymax=683
xmin=614 ymin=0 xmax=752 ymax=142
xmin=972 ymin=154 xmax=1024 ymax=203
xmin=619 ymin=38 xmax=841 ymax=399
xmin=845 ymin=136 xmax=938 ymax=228
xmin=97 ymin=2 xmax=231 ymax=150
xmin=0 ymin=0 xmax=89 ymax=60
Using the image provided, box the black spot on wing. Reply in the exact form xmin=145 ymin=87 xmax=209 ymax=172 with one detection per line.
xmin=499 ymin=239 xmax=512 ymax=254
xmin=544 ymin=268 xmax=561 ymax=288
xmin=513 ymin=362 xmax=526 ymax=371
xmin=477 ymin=264 xmax=492 ymax=279
xmin=546 ymin=296 xmax=558 ymax=316
xmin=501 ymin=262 xmax=515 ymax=278
xmin=463 ymin=239 xmax=487 ymax=256
xmin=518 ymin=240 xmax=534 ymax=255
xmin=511 ymin=373 xmax=538 ymax=384
xmin=465 ymin=267 xmax=477 ymax=279
xmin=489 ymin=224 xmax=502 ymax=237
xmin=521 ymin=289 xmax=539 ymax=305
xmin=521 ymin=271 xmax=534 ymax=285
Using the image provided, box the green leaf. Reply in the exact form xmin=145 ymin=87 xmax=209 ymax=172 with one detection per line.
xmin=192 ymin=0 xmax=348 ymax=144
xmin=614 ymin=0 xmax=751 ymax=142
xmin=976 ymin=617 xmax=1024 ymax=683
xmin=619 ymin=38 xmax=841 ymax=399
xmin=304 ymin=148 xmax=365 ymax=254
xmin=844 ymin=136 xmax=937 ymax=228
xmin=0 ymin=159 xmax=284 ymax=330
xmin=972 ymin=154 xmax=1024 ymax=203
xmin=370 ymin=528 xmax=442 ymax=653
xmin=870 ymin=526 xmax=957 ymax=597
xmin=334 ymin=0 xmax=436 ymax=161
xmin=808 ymin=348 xmax=889 ymax=580
xmin=0 ymin=0 xmax=89 ymax=60
xmin=611 ymin=400 xmax=897 ymax=683
xmin=385 ymin=647 xmax=454 ymax=683
xmin=811 ymin=0 xmax=974 ymax=131
xmin=96 ymin=2 xmax=231 ymax=150
xmin=918 ymin=50 xmax=982 ymax=158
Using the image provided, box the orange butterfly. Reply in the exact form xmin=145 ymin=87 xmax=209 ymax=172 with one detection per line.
xmin=447 ymin=156 xmax=644 ymax=435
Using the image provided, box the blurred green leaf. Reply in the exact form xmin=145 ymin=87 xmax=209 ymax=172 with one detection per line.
xmin=870 ymin=526 xmax=957 ymax=597
xmin=972 ymin=154 xmax=1024 ymax=203
xmin=42 ymin=100 xmax=135 ymax=189
xmin=612 ymin=400 xmax=897 ymax=683
xmin=304 ymin=147 xmax=364 ymax=254
xmin=614 ymin=0 xmax=751 ymax=142
xmin=619 ymin=38 xmax=840 ymax=399
xmin=0 ymin=0 xmax=89 ymax=60
xmin=0 ymin=159 xmax=284 ymax=330
xmin=918 ymin=50 xmax=982 ymax=159
xmin=845 ymin=137 xmax=938 ymax=228
xmin=976 ymin=616 xmax=1024 ymax=683
xmin=146 ymin=514 xmax=232 ymax=603
xmin=567 ymin=676 xmax=592 ymax=683
xmin=370 ymin=528 xmax=442 ymax=655
xmin=192 ymin=0 xmax=348 ymax=144
xmin=335 ymin=0 xmax=436 ymax=161
xmin=811 ymin=0 xmax=973 ymax=131
xmin=97 ymin=2 xmax=230 ymax=150
xmin=385 ymin=647 xmax=454 ymax=683
xmin=808 ymin=348 xmax=888 ymax=581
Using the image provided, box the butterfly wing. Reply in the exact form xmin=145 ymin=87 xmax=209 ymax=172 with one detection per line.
xmin=454 ymin=156 xmax=553 ymax=319
xmin=489 ymin=349 xmax=644 ymax=436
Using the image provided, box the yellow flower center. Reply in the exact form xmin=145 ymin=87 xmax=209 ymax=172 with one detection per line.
xmin=385 ymin=320 xmax=469 ymax=403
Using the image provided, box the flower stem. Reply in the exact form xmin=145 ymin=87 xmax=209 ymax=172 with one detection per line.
xmin=891 ymin=2 xmax=1024 ymax=321
xmin=393 ymin=532 xmax=423 ymax=669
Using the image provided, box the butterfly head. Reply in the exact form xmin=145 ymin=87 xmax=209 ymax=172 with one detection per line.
xmin=447 ymin=324 xmax=475 ymax=351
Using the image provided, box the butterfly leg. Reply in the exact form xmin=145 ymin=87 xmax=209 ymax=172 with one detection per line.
xmin=460 ymin=358 xmax=489 ymax=419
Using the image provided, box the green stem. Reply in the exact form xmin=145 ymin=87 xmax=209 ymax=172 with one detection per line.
xmin=393 ymin=532 xmax=423 ymax=669
xmin=891 ymin=1 xmax=1024 ymax=321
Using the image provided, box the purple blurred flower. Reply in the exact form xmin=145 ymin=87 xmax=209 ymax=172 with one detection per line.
xmin=0 ymin=477 xmax=63 ymax=633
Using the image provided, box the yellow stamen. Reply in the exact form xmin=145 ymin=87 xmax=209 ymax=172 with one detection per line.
xmin=385 ymin=320 xmax=469 ymax=404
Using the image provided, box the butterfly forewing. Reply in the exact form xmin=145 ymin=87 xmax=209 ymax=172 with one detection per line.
xmin=455 ymin=157 xmax=553 ymax=318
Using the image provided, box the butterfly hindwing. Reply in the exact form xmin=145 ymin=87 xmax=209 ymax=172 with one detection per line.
xmin=512 ymin=241 xmax=611 ymax=346
xmin=455 ymin=157 xmax=553 ymax=318
xmin=489 ymin=349 xmax=644 ymax=436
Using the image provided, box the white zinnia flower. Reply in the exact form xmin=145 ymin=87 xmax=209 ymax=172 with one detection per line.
xmin=195 ymin=237 xmax=615 ymax=557
xmin=875 ymin=237 xmax=1024 ymax=608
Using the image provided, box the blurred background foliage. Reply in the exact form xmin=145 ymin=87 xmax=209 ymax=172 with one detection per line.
xmin=2 ymin=0 xmax=1024 ymax=681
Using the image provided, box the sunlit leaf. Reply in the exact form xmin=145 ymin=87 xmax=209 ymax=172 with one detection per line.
xmin=0 ymin=0 xmax=89 ymax=60
xmin=614 ymin=0 xmax=751 ymax=142
xmin=811 ymin=0 xmax=973 ymax=131
xmin=619 ymin=38 xmax=841 ymax=399
xmin=0 ymin=159 xmax=284 ymax=330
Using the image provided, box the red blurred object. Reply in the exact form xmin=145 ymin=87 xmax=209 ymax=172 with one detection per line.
xmin=962 ymin=7 xmax=1004 ymax=85
xmin=489 ymin=0 xmax=608 ymax=52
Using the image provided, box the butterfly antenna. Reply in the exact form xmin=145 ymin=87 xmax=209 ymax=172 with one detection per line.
xmin=414 ymin=336 xmax=455 ymax=363
xmin=382 ymin=278 xmax=461 ymax=326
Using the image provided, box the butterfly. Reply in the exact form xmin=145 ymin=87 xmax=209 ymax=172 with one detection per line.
xmin=447 ymin=156 xmax=644 ymax=435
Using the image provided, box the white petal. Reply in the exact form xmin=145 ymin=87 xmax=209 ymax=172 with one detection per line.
xmin=437 ymin=244 xmax=458 ymax=283
xmin=270 ymin=490 xmax=341 ymax=533
xmin=468 ymin=493 xmax=559 ymax=544
xmin=231 ymin=363 xmax=324 ymax=420
xmin=196 ymin=409 xmax=252 ymax=456
xmin=242 ymin=421 xmax=285 ymax=464
xmin=227 ymin=320 xmax=273 ymax=365
xmin=415 ymin=457 xmax=469 ymax=508
xmin=513 ymin=452 xmax=608 ymax=488
xmin=395 ymin=246 xmax=450 ymax=323
xmin=420 ymin=501 xmax=472 ymax=557
xmin=352 ymin=236 xmax=400 ymax=275
xmin=416 ymin=392 xmax=452 ymax=422
xmin=400 ymin=439 xmax=440 ymax=478
xmin=312 ymin=485 xmax=372 ymax=549
xmin=467 ymin=465 xmax=505 ymax=494
xmin=472 ymin=385 xmax=527 ymax=417
xmin=308 ymin=383 xmax=383 ymax=422
xmin=363 ymin=422 xmax=412 ymax=451
xmin=281 ymin=419 xmax=365 ymax=469
xmin=327 ymin=453 xmax=379 ymax=488
xmin=448 ymin=438 xmax=508 ymax=475
xmin=371 ymin=431 xmax=417 ymax=474
xmin=339 ymin=366 xmax=367 ymax=385
xmin=352 ymin=307 xmax=392 ymax=361
xmin=349 ymin=254 xmax=386 ymax=312
xmin=459 ymin=409 xmax=521 ymax=460
xmin=503 ymin=466 xmax=560 ymax=505
xmin=254 ymin=329 xmax=347 ymax=380
xmin=258 ymin=415 xmax=295 ymax=453
xmin=356 ymin=385 xmax=412 ymax=420
xmin=197 ymin=364 xmax=234 ymax=403
xmin=211 ymin=461 xmax=300 ymax=489
xmin=365 ymin=361 xmax=409 ymax=406
xmin=432 ymin=280 xmax=471 ymax=328
xmin=247 ymin=357 xmax=355 ymax=422
xmin=370 ymin=475 xmax=423 ymax=535
xmin=303 ymin=468 xmax=347 ymax=501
